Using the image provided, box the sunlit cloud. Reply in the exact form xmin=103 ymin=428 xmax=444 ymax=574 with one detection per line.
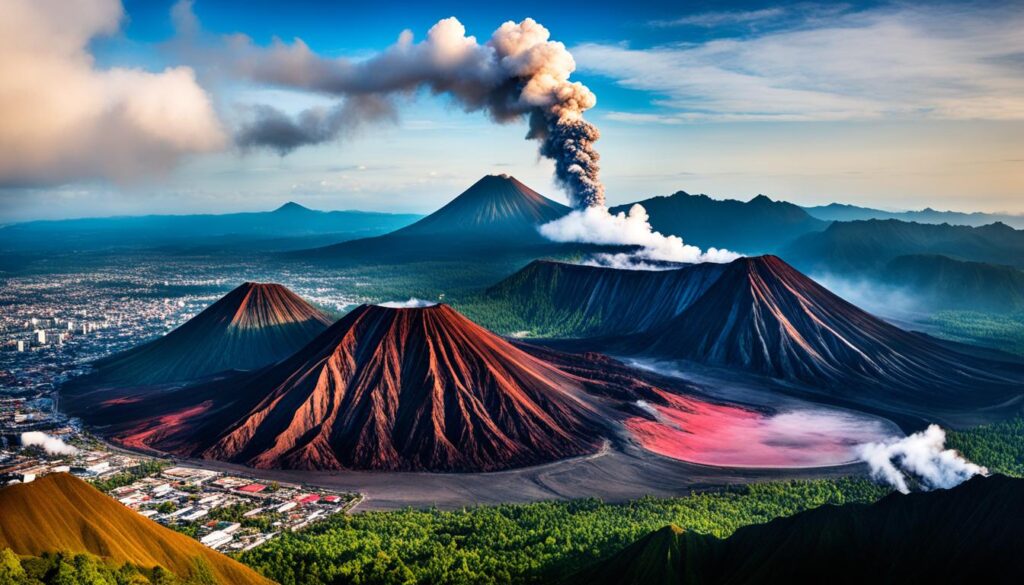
xmin=0 ymin=0 xmax=225 ymax=186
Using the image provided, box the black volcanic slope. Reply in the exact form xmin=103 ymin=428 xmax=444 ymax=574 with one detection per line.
xmin=631 ymin=255 xmax=1024 ymax=415
xmin=89 ymin=304 xmax=607 ymax=472
xmin=563 ymin=474 xmax=1024 ymax=585
xmin=482 ymin=260 xmax=727 ymax=337
xmin=78 ymin=282 xmax=332 ymax=387
xmin=395 ymin=174 xmax=570 ymax=237
xmin=611 ymin=191 xmax=828 ymax=254
xmin=295 ymin=174 xmax=573 ymax=261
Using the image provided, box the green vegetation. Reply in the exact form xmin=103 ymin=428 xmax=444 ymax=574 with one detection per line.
xmin=89 ymin=461 xmax=169 ymax=493
xmin=948 ymin=418 xmax=1024 ymax=477
xmin=0 ymin=548 xmax=216 ymax=585
xmin=927 ymin=310 xmax=1024 ymax=356
xmin=240 ymin=478 xmax=889 ymax=585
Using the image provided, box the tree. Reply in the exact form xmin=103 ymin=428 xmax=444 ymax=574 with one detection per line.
xmin=0 ymin=548 xmax=27 ymax=584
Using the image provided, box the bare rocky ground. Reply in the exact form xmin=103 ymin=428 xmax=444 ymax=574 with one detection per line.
xmin=175 ymin=438 xmax=870 ymax=511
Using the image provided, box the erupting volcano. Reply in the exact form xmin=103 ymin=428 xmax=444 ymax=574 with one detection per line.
xmin=91 ymin=303 xmax=603 ymax=472
xmin=78 ymin=282 xmax=332 ymax=387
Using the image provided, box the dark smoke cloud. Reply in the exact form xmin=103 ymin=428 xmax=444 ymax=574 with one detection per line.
xmin=222 ymin=17 xmax=604 ymax=207
xmin=236 ymin=96 xmax=396 ymax=155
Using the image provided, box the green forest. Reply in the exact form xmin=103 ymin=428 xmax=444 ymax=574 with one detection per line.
xmin=928 ymin=310 xmax=1024 ymax=356
xmin=240 ymin=479 xmax=888 ymax=585
xmin=0 ymin=549 xmax=216 ymax=585
xmin=948 ymin=418 xmax=1024 ymax=477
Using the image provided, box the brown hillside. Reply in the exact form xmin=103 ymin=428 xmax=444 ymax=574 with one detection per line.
xmin=0 ymin=473 xmax=273 ymax=584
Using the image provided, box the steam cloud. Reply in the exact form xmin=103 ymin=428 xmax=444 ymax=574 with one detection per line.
xmin=539 ymin=204 xmax=740 ymax=266
xmin=20 ymin=432 xmax=78 ymax=456
xmin=377 ymin=298 xmax=438 ymax=308
xmin=0 ymin=0 xmax=225 ymax=186
xmin=223 ymin=16 xmax=604 ymax=207
xmin=857 ymin=424 xmax=987 ymax=494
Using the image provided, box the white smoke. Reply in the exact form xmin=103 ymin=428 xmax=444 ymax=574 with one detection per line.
xmin=539 ymin=204 xmax=740 ymax=266
xmin=21 ymin=432 xmax=78 ymax=456
xmin=377 ymin=298 xmax=438 ymax=308
xmin=856 ymin=424 xmax=987 ymax=494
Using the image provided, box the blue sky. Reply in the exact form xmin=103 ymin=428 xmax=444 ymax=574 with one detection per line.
xmin=1 ymin=0 xmax=1022 ymax=221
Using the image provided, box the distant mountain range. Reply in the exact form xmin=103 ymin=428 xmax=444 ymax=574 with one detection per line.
xmin=781 ymin=219 xmax=1024 ymax=273
xmin=480 ymin=256 xmax=1024 ymax=425
xmin=0 ymin=202 xmax=421 ymax=252
xmin=563 ymin=474 xmax=1024 ymax=585
xmin=0 ymin=473 xmax=271 ymax=584
xmin=804 ymin=201 xmax=1024 ymax=229
xmin=611 ymin=192 xmax=828 ymax=255
xmin=879 ymin=254 xmax=1024 ymax=313
xmin=65 ymin=282 xmax=331 ymax=391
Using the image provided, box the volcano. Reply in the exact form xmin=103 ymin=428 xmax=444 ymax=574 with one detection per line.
xmin=0 ymin=473 xmax=271 ymax=584
xmin=394 ymin=174 xmax=570 ymax=237
xmin=563 ymin=475 xmax=1024 ymax=584
xmin=81 ymin=282 xmax=332 ymax=387
xmin=631 ymin=255 xmax=1024 ymax=415
xmin=295 ymin=174 xmax=574 ymax=262
xmin=92 ymin=303 xmax=603 ymax=472
xmin=482 ymin=259 xmax=726 ymax=337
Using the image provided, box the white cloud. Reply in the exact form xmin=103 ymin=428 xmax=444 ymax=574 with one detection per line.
xmin=0 ymin=0 xmax=225 ymax=186
xmin=650 ymin=8 xmax=787 ymax=28
xmin=857 ymin=424 xmax=987 ymax=494
xmin=539 ymin=204 xmax=739 ymax=266
xmin=577 ymin=4 xmax=1024 ymax=122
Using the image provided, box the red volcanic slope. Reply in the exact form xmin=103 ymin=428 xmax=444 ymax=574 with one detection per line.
xmin=637 ymin=255 xmax=1022 ymax=406
xmin=87 ymin=282 xmax=333 ymax=386
xmin=99 ymin=304 xmax=602 ymax=472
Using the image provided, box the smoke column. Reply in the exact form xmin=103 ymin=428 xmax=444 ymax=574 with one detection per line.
xmin=227 ymin=17 xmax=603 ymax=208
xmin=196 ymin=7 xmax=736 ymax=263
xmin=856 ymin=424 xmax=987 ymax=494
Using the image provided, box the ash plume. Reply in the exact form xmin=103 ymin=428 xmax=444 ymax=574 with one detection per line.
xmin=224 ymin=16 xmax=604 ymax=207
xmin=236 ymin=96 xmax=396 ymax=155
xmin=856 ymin=424 xmax=987 ymax=494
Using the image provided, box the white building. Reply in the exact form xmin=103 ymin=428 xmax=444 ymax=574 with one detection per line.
xmin=33 ymin=330 xmax=46 ymax=345
xmin=200 ymin=531 xmax=233 ymax=548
